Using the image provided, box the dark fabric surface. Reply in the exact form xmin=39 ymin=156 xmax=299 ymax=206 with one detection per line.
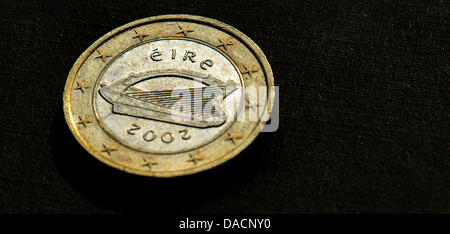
xmin=0 ymin=0 xmax=448 ymax=214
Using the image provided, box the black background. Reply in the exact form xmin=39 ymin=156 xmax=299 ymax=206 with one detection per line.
xmin=0 ymin=0 xmax=448 ymax=214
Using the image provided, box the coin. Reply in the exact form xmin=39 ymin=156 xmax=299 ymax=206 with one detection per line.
xmin=63 ymin=15 xmax=274 ymax=177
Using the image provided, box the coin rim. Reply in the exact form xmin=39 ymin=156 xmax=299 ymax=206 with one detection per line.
xmin=63 ymin=14 xmax=275 ymax=177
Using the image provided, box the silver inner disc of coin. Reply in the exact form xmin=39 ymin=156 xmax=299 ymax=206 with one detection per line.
xmin=93 ymin=37 xmax=244 ymax=154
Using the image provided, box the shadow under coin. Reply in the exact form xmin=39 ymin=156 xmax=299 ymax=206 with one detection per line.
xmin=50 ymin=104 xmax=263 ymax=213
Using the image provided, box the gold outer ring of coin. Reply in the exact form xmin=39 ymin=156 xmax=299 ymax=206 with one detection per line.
xmin=63 ymin=14 xmax=275 ymax=177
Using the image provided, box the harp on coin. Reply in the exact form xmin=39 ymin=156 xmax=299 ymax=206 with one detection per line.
xmin=99 ymin=70 xmax=238 ymax=128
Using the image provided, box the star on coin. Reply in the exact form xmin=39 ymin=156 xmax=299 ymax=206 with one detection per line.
xmin=74 ymin=80 xmax=90 ymax=93
xmin=240 ymin=65 xmax=259 ymax=79
xmin=101 ymin=144 xmax=117 ymax=156
xmin=141 ymin=157 xmax=158 ymax=170
xmin=216 ymin=38 xmax=233 ymax=51
xmin=132 ymin=29 xmax=149 ymax=42
xmin=245 ymin=98 xmax=260 ymax=110
xmin=225 ymin=131 xmax=243 ymax=145
xmin=76 ymin=115 xmax=92 ymax=128
xmin=176 ymin=25 xmax=194 ymax=37
xmin=155 ymin=27 xmax=165 ymax=36
xmin=94 ymin=50 xmax=112 ymax=62
xmin=187 ymin=152 xmax=204 ymax=165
